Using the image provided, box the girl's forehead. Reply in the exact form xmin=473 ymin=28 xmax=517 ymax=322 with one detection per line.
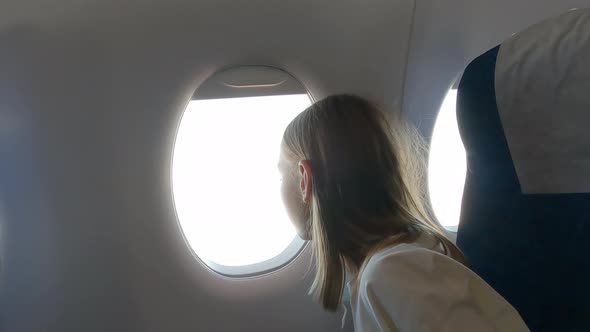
xmin=279 ymin=142 xmax=297 ymax=161
xmin=278 ymin=143 xmax=290 ymax=168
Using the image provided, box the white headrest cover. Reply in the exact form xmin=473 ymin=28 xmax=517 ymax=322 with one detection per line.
xmin=496 ymin=8 xmax=590 ymax=194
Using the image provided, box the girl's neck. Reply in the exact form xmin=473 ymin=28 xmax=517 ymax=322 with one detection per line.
xmin=342 ymin=227 xmax=425 ymax=289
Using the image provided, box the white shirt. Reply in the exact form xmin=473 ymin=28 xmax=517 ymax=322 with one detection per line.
xmin=350 ymin=234 xmax=530 ymax=332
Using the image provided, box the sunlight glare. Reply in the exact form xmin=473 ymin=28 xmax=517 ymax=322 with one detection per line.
xmin=173 ymin=94 xmax=311 ymax=266
xmin=428 ymin=90 xmax=467 ymax=230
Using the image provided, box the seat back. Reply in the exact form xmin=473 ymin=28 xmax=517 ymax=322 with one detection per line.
xmin=456 ymin=8 xmax=590 ymax=332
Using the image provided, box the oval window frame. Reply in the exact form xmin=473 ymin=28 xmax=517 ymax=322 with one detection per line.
xmin=172 ymin=66 xmax=313 ymax=278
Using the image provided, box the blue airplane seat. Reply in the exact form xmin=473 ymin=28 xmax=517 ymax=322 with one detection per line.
xmin=456 ymin=8 xmax=590 ymax=332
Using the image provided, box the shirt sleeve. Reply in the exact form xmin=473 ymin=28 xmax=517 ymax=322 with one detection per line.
xmin=356 ymin=246 xmax=530 ymax=332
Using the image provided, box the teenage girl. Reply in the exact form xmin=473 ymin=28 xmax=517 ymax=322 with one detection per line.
xmin=278 ymin=94 xmax=529 ymax=332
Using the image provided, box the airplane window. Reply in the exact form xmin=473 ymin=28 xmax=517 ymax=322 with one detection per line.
xmin=428 ymin=89 xmax=466 ymax=232
xmin=173 ymin=91 xmax=310 ymax=276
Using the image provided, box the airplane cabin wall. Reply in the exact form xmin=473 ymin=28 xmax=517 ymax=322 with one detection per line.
xmin=0 ymin=1 xmax=411 ymax=331
xmin=405 ymin=0 xmax=589 ymax=137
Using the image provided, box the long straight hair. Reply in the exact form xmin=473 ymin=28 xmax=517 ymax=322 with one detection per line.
xmin=282 ymin=94 xmax=464 ymax=311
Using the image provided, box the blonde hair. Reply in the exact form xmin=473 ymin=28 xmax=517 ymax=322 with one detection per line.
xmin=282 ymin=94 xmax=464 ymax=311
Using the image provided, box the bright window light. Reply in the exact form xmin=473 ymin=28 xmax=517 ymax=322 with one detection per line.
xmin=173 ymin=94 xmax=311 ymax=268
xmin=428 ymin=89 xmax=467 ymax=231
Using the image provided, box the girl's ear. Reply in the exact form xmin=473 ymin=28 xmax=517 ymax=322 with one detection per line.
xmin=298 ymin=160 xmax=313 ymax=204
